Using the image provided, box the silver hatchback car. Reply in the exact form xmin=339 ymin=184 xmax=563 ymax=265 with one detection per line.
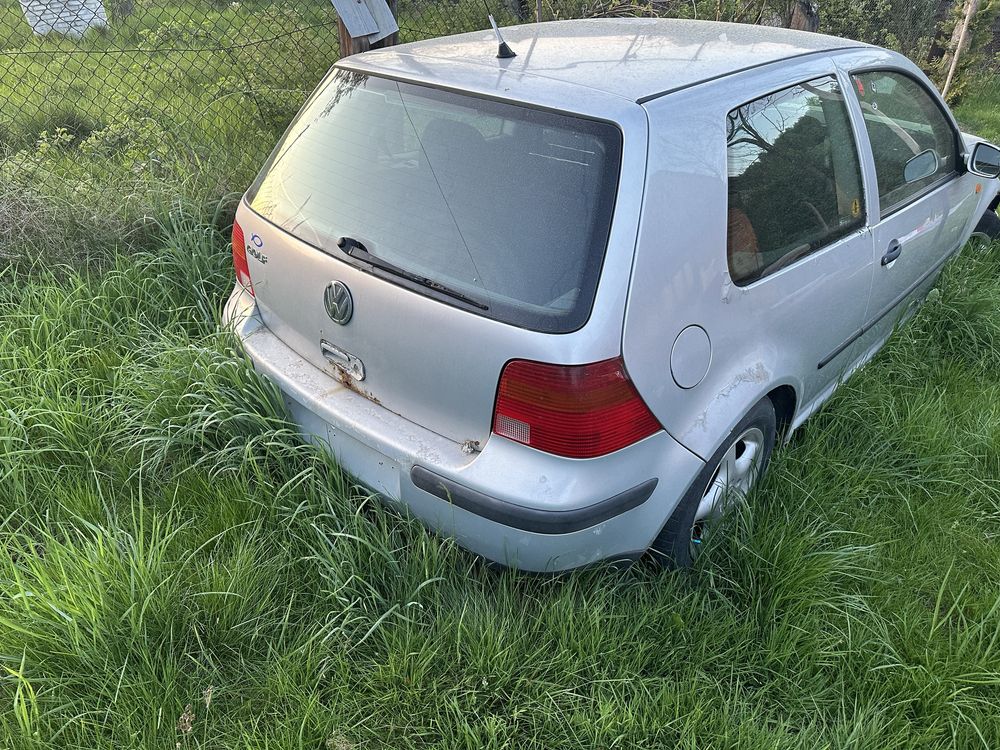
xmin=226 ymin=19 xmax=1000 ymax=572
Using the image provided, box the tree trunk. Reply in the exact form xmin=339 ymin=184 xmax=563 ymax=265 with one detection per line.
xmin=371 ymin=0 xmax=398 ymax=49
xmin=336 ymin=0 xmax=397 ymax=57
xmin=788 ymin=0 xmax=819 ymax=32
xmin=941 ymin=0 xmax=979 ymax=97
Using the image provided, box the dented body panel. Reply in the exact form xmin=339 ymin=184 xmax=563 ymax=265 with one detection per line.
xmin=625 ymin=54 xmax=875 ymax=461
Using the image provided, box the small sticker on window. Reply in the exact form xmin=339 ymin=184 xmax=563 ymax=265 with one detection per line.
xmin=852 ymin=198 xmax=861 ymax=217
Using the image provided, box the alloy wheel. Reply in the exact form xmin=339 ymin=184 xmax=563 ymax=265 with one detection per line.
xmin=690 ymin=426 xmax=765 ymax=557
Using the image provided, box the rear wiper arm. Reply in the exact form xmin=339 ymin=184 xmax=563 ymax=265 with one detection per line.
xmin=336 ymin=236 xmax=489 ymax=311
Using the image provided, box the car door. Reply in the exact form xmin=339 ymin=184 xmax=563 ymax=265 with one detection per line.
xmin=840 ymin=67 xmax=983 ymax=361
xmin=625 ymin=67 xmax=876 ymax=460
xmin=719 ymin=74 xmax=874 ymax=410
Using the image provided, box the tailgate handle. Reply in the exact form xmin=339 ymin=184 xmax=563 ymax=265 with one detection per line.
xmin=320 ymin=339 xmax=365 ymax=382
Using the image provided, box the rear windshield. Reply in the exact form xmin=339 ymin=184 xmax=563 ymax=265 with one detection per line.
xmin=246 ymin=70 xmax=622 ymax=333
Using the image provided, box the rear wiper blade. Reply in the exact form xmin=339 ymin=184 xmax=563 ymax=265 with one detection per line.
xmin=336 ymin=236 xmax=489 ymax=311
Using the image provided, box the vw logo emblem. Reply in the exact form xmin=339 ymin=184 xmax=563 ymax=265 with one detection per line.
xmin=324 ymin=281 xmax=353 ymax=325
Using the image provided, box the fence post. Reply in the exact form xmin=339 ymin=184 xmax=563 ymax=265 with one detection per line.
xmin=338 ymin=20 xmax=371 ymax=56
xmin=942 ymin=0 xmax=979 ymax=98
xmin=334 ymin=0 xmax=398 ymax=56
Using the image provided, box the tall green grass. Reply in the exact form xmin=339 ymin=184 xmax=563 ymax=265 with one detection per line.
xmin=2 ymin=4 xmax=1000 ymax=745
xmin=954 ymin=79 xmax=1000 ymax=143
xmin=1 ymin=201 xmax=1000 ymax=747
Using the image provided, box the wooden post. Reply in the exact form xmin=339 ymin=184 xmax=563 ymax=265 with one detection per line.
xmin=788 ymin=0 xmax=819 ymax=32
xmin=942 ymin=0 xmax=979 ymax=98
xmin=377 ymin=0 xmax=398 ymax=47
xmin=334 ymin=0 xmax=398 ymax=57
xmin=337 ymin=18 xmax=371 ymax=56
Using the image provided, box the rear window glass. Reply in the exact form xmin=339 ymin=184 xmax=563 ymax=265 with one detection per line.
xmin=246 ymin=70 xmax=623 ymax=333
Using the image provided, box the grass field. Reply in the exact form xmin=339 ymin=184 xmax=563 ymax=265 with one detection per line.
xmin=954 ymin=82 xmax=1000 ymax=143
xmin=2 ymin=210 xmax=1000 ymax=749
xmin=2 ymin=4 xmax=1000 ymax=746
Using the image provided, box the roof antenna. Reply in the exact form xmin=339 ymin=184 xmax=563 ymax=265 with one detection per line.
xmin=482 ymin=3 xmax=516 ymax=58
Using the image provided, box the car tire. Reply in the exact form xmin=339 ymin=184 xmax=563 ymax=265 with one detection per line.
xmin=650 ymin=397 xmax=777 ymax=569
xmin=972 ymin=209 xmax=1000 ymax=243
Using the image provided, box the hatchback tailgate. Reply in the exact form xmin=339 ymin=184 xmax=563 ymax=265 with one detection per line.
xmin=237 ymin=208 xmax=527 ymax=447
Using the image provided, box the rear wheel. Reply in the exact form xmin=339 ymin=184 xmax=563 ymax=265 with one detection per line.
xmin=651 ymin=398 xmax=776 ymax=568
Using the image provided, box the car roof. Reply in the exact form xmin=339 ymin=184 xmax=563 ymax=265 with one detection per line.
xmin=343 ymin=19 xmax=871 ymax=104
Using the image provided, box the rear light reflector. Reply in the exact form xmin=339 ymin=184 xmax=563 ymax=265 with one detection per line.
xmin=493 ymin=357 xmax=661 ymax=458
xmin=232 ymin=220 xmax=254 ymax=296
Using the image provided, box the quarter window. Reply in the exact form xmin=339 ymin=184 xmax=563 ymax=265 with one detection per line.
xmin=851 ymin=70 xmax=957 ymax=212
xmin=726 ymin=76 xmax=866 ymax=285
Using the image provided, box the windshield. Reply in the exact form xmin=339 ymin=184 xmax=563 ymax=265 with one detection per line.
xmin=246 ymin=70 xmax=623 ymax=333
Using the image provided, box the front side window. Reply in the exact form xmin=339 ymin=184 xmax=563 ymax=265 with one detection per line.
xmin=726 ymin=76 xmax=866 ymax=285
xmin=851 ymin=70 xmax=958 ymax=213
xmin=246 ymin=70 xmax=622 ymax=333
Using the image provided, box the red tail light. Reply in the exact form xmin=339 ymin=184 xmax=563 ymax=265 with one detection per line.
xmin=493 ymin=357 xmax=661 ymax=458
xmin=232 ymin=220 xmax=254 ymax=296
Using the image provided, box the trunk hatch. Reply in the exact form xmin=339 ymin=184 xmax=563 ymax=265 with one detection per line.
xmin=239 ymin=69 xmax=622 ymax=444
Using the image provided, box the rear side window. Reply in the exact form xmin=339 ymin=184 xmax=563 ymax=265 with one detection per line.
xmin=726 ymin=76 xmax=866 ymax=285
xmin=246 ymin=70 xmax=622 ymax=333
xmin=850 ymin=70 xmax=958 ymax=213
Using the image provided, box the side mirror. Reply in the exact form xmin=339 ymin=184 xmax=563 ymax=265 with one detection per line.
xmin=968 ymin=142 xmax=1000 ymax=178
xmin=903 ymin=149 xmax=939 ymax=184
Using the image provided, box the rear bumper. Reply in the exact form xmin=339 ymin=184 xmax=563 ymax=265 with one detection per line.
xmin=410 ymin=466 xmax=659 ymax=535
xmin=224 ymin=286 xmax=705 ymax=572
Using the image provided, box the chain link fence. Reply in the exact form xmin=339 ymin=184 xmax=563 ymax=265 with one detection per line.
xmin=0 ymin=0 xmax=996 ymax=260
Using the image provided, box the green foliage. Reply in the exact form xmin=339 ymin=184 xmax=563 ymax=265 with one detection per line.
xmin=954 ymin=79 xmax=1000 ymax=141
xmin=935 ymin=0 xmax=1000 ymax=104
xmin=134 ymin=19 xmax=218 ymax=47
xmin=0 ymin=0 xmax=342 ymax=266
xmin=819 ymin=0 xmax=940 ymax=57
xmin=2 ymin=200 xmax=1000 ymax=747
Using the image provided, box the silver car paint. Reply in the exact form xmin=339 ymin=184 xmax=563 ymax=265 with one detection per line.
xmin=624 ymin=47 xmax=993 ymax=462
xmin=625 ymin=52 xmax=876 ymax=461
xmin=346 ymin=18 xmax=868 ymax=104
xmin=228 ymin=20 xmax=999 ymax=571
xmin=835 ymin=51 xmax=986 ymax=361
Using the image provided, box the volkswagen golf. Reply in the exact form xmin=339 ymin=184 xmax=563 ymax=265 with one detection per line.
xmin=225 ymin=18 xmax=1000 ymax=571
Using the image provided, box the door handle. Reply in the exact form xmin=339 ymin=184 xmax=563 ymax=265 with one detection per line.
xmin=881 ymin=240 xmax=902 ymax=266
